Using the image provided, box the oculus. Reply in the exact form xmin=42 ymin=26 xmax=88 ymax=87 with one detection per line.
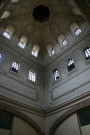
xmin=32 ymin=5 xmax=51 ymax=23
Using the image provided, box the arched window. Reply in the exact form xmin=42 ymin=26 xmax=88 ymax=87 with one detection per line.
xmin=58 ymin=34 xmax=67 ymax=47
xmin=70 ymin=23 xmax=81 ymax=36
xmin=11 ymin=61 xmax=20 ymax=73
xmin=53 ymin=69 xmax=59 ymax=81
xmin=11 ymin=0 xmax=20 ymax=3
xmin=0 ymin=3 xmax=3 ymax=9
xmin=18 ymin=36 xmax=28 ymax=49
xmin=72 ymin=7 xmax=81 ymax=15
xmin=28 ymin=69 xmax=36 ymax=82
xmin=1 ymin=11 xmax=11 ymax=19
xmin=67 ymin=59 xmax=75 ymax=71
xmin=84 ymin=47 xmax=90 ymax=60
xmin=85 ymin=0 xmax=90 ymax=7
xmin=0 ymin=53 xmax=3 ymax=62
xmin=47 ymin=44 xmax=55 ymax=56
xmin=0 ymin=0 xmax=5 ymax=9
xmin=32 ymin=44 xmax=40 ymax=57
xmin=3 ymin=25 xmax=15 ymax=39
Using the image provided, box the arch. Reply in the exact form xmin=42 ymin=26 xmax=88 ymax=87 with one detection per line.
xmin=58 ymin=34 xmax=67 ymax=47
xmin=70 ymin=22 xmax=81 ymax=35
xmin=18 ymin=35 xmax=28 ymax=49
xmin=72 ymin=7 xmax=81 ymax=15
xmin=58 ymin=34 xmax=65 ymax=43
xmin=49 ymin=98 xmax=90 ymax=135
xmin=32 ymin=44 xmax=40 ymax=57
xmin=1 ymin=11 xmax=11 ymax=19
xmin=47 ymin=44 xmax=55 ymax=56
xmin=0 ymin=104 xmax=43 ymax=135
xmin=11 ymin=0 xmax=20 ymax=3
xmin=3 ymin=24 xmax=15 ymax=39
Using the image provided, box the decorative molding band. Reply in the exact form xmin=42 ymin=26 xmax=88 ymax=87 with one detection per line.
xmin=0 ymin=36 xmax=44 ymax=69
xmin=0 ymin=84 xmax=38 ymax=101
xmin=45 ymin=32 xmax=90 ymax=68
xmin=52 ymin=80 xmax=90 ymax=101
xmin=0 ymin=95 xmax=45 ymax=116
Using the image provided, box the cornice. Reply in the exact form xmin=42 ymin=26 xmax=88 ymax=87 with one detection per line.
xmin=44 ymin=32 xmax=90 ymax=68
xmin=0 ymin=32 xmax=90 ymax=70
xmin=0 ymin=36 xmax=45 ymax=69
xmin=0 ymin=91 xmax=90 ymax=117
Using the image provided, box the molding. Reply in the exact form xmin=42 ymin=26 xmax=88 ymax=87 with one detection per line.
xmin=0 ymin=29 xmax=90 ymax=69
xmin=47 ymin=92 xmax=90 ymax=116
xmin=52 ymin=80 xmax=90 ymax=101
xmin=45 ymin=32 xmax=90 ymax=68
xmin=0 ymin=95 xmax=45 ymax=116
xmin=0 ymin=36 xmax=44 ymax=69
xmin=51 ymin=66 xmax=90 ymax=100
xmin=0 ymin=84 xmax=38 ymax=101
xmin=0 ymin=91 xmax=90 ymax=116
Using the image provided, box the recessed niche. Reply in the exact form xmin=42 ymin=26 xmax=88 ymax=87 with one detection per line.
xmin=32 ymin=5 xmax=51 ymax=23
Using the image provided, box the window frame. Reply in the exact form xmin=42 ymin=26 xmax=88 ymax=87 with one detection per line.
xmin=28 ymin=69 xmax=36 ymax=83
xmin=84 ymin=47 xmax=90 ymax=60
xmin=11 ymin=61 xmax=20 ymax=73
xmin=52 ymin=68 xmax=60 ymax=83
xmin=11 ymin=0 xmax=20 ymax=3
xmin=3 ymin=31 xmax=11 ymax=39
xmin=0 ymin=53 xmax=3 ymax=62
xmin=74 ymin=28 xmax=81 ymax=36
xmin=18 ymin=41 xmax=26 ymax=49
xmin=67 ymin=59 xmax=75 ymax=72
xmin=31 ymin=44 xmax=40 ymax=57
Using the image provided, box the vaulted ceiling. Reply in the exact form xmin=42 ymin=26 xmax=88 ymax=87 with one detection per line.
xmin=0 ymin=0 xmax=89 ymax=67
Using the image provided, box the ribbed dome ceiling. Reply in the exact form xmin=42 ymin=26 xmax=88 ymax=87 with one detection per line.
xmin=0 ymin=0 xmax=88 ymax=67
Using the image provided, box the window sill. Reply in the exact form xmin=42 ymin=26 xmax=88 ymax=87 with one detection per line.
xmin=68 ymin=67 xmax=78 ymax=76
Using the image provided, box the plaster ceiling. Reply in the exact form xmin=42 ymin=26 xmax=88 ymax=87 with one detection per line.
xmin=0 ymin=0 xmax=89 ymax=67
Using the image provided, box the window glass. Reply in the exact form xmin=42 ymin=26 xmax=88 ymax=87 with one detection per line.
xmin=32 ymin=44 xmax=40 ymax=57
xmin=53 ymin=69 xmax=59 ymax=81
xmin=28 ymin=70 xmax=35 ymax=82
xmin=3 ymin=32 xmax=11 ymax=39
xmin=0 ymin=53 xmax=3 ymax=62
xmin=84 ymin=47 xmax=90 ymax=60
xmin=47 ymin=45 xmax=55 ymax=56
xmin=58 ymin=34 xmax=67 ymax=47
xmin=11 ymin=62 xmax=19 ymax=73
xmin=18 ymin=36 xmax=27 ymax=49
xmin=62 ymin=40 xmax=67 ymax=46
xmin=51 ymin=49 xmax=55 ymax=56
xmin=3 ymin=25 xmax=15 ymax=39
xmin=18 ymin=42 xmax=26 ymax=49
xmin=70 ymin=23 xmax=81 ymax=36
xmin=75 ymin=28 xmax=81 ymax=35
xmin=67 ymin=59 xmax=75 ymax=71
